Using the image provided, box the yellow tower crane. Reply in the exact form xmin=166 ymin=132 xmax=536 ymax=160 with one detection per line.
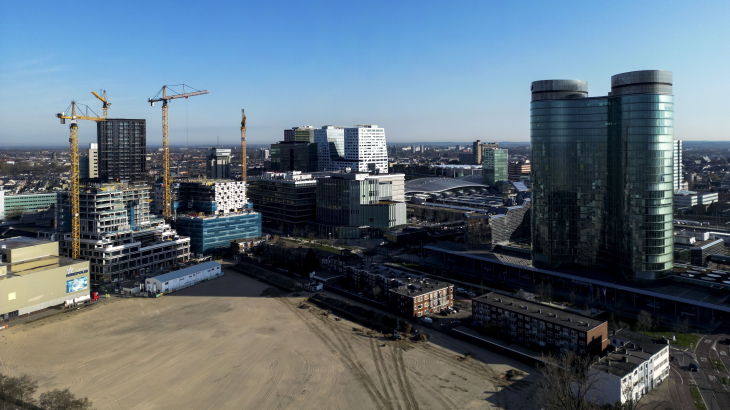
xmin=91 ymin=90 xmax=111 ymax=118
xmin=241 ymin=109 xmax=246 ymax=180
xmin=148 ymin=85 xmax=209 ymax=221
xmin=56 ymin=95 xmax=109 ymax=259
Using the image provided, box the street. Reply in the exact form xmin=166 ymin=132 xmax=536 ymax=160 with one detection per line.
xmin=693 ymin=333 xmax=730 ymax=409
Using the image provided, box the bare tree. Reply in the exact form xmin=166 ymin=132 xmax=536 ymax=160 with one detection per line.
xmin=673 ymin=316 xmax=690 ymax=335
xmin=532 ymin=351 xmax=602 ymax=410
xmin=7 ymin=374 xmax=38 ymax=409
xmin=0 ymin=373 xmax=12 ymax=410
xmin=636 ymin=310 xmax=653 ymax=332
xmin=39 ymin=388 xmax=94 ymax=410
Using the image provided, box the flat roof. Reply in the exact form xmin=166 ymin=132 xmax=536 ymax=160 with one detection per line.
xmin=147 ymin=261 xmax=221 ymax=283
xmin=1 ymin=255 xmax=86 ymax=278
xmin=405 ymin=177 xmax=489 ymax=193
xmin=425 ymin=243 xmax=730 ymax=313
xmin=592 ymin=331 xmax=667 ymax=378
xmin=390 ymin=278 xmax=453 ymax=297
xmin=0 ymin=236 xmax=55 ymax=251
xmin=474 ymin=292 xmax=605 ymax=331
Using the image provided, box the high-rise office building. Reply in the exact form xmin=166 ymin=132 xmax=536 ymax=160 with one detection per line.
xmin=482 ymin=148 xmax=508 ymax=186
xmin=673 ymin=140 xmax=683 ymax=192
xmin=247 ymin=171 xmax=318 ymax=230
xmin=315 ymin=125 xmax=388 ymax=173
xmin=270 ymin=141 xmax=318 ymax=172
xmin=97 ymin=119 xmax=146 ymax=182
xmin=531 ymin=70 xmax=674 ymax=280
xmin=473 ymin=140 xmax=499 ymax=166
xmin=206 ymin=148 xmax=231 ymax=179
xmin=284 ymin=126 xmax=316 ymax=142
xmin=260 ymin=148 xmax=270 ymax=160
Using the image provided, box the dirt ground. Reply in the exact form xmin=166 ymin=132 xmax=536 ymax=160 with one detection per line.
xmin=0 ymin=267 xmax=538 ymax=410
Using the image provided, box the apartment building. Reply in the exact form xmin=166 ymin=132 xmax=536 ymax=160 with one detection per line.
xmin=588 ymin=330 xmax=671 ymax=405
xmin=389 ymin=278 xmax=454 ymax=317
xmin=55 ymin=183 xmax=190 ymax=283
xmin=472 ymin=292 xmax=608 ymax=354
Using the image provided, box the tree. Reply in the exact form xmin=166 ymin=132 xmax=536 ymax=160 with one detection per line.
xmin=570 ymin=288 xmax=577 ymax=306
xmin=0 ymin=373 xmax=13 ymax=410
xmin=302 ymin=248 xmax=320 ymax=274
xmin=636 ymin=310 xmax=653 ymax=332
xmin=39 ymin=388 xmax=93 ymax=410
xmin=7 ymin=374 xmax=38 ymax=409
xmin=532 ymin=351 xmax=603 ymax=410
xmin=371 ymin=286 xmax=382 ymax=300
xmin=673 ymin=316 xmax=690 ymax=335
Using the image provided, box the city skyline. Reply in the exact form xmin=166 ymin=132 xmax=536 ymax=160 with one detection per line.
xmin=1 ymin=1 xmax=729 ymax=146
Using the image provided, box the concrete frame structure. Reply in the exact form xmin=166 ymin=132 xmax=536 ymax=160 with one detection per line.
xmin=55 ymin=183 xmax=190 ymax=283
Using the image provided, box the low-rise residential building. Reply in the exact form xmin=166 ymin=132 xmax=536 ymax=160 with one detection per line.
xmin=472 ymin=292 xmax=609 ymax=354
xmin=588 ymin=330 xmax=671 ymax=405
xmin=389 ymin=278 xmax=454 ymax=317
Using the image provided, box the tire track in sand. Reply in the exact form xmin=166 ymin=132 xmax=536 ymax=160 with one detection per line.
xmin=369 ymin=338 xmax=402 ymax=410
xmin=389 ymin=346 xmax=419 ymax=410
xmin=277 ymin=298 xmax=389 ymax=410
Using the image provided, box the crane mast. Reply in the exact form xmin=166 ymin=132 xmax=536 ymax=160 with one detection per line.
xmin=241 ymin=109 xmax=246 ymax=180
xmin=148 ymin=85 xmax=209 ymax=221
xmin=56 ymin=96 xmax=108 ymax=259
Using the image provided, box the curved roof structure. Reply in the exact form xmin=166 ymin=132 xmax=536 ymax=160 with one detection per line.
xmin=405 ymin=176 xmax=488 ymax=194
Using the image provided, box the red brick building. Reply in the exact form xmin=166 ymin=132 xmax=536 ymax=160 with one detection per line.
xmin=389 ymin=279 xmax=454 ymax=317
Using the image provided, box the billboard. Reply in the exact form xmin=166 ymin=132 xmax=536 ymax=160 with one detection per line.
xmin=66 ymin=276 xmax=88 ymax=293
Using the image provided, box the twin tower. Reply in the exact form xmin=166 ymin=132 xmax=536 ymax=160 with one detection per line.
xmin=530 ymin=70 xmax=674 ymax=281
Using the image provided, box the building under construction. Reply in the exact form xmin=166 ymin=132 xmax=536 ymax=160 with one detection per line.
xmin=97 ymin=119 xmax=147 ymax=182
xmin=53 ymin=182 xmax=190 ymax=283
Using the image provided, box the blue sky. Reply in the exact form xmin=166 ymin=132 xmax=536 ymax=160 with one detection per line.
xmin=1 ymin=0 xmax=728 ymax=147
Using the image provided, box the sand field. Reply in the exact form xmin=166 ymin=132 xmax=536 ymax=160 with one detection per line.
xmin=0 ymin=266 xmax=536 ymax=409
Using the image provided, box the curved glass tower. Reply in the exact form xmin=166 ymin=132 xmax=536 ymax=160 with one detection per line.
xmin=531 ymin=70 xmax=674 ymax=281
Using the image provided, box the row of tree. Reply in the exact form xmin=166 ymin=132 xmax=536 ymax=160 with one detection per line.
xmin=0 ymin=373 xmax=92 ymax=410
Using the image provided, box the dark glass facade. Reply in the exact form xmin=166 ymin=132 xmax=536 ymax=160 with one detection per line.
xmin=531 ymin=71 xmax=674 ymax=280
xmin=269 ymin=141 xmax=318 ymax=172
xmin=97 ymin=119 xmax=146 ymax=182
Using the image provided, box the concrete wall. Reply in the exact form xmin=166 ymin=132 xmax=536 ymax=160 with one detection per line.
xmin=4 ymin=241 xmax=58 ymax=263
xmin=1 ymin=260 xmax=90 ymax=316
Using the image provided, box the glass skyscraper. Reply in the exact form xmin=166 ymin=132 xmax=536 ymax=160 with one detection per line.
xmin=482 ymin=148 xmax=508 ymax=186
xmin=531 ymin=70 xmax=674 ymax=281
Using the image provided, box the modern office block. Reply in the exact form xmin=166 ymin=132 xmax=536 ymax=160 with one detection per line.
xmin=473 ymin=140 xmax=499 ymax=167
xmin=176 ymin=211 xmax=261 ymax=255
xmin=270 ymin=141 xmax=318 ymax=172
xmin=284 ymin=126 xmax=316 ymax=143
xmin=55 ymin=183 xmax=190 ymax=282
xmin=206 ymin=148 xmax=231 ymax=179
xmin=97 ymin=119 xmax=146 ymax=182
xmin=316 ymin=173 xmax=406 ymax=238
xmin=482 ymin=148 xmax=508 ymax=186
xmin=2 ymin=193 xmax=56 ymax=219
xmin=531 ymin=70 xmax=674 ymax=280
xmin=315 ymin=125 xmax=388 ymax=173
xmin=247 ymin=171 xmax=317 ymax=229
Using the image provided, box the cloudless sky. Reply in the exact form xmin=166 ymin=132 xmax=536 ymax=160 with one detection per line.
xmin=1 ymin=0 xmax=728 ymax=147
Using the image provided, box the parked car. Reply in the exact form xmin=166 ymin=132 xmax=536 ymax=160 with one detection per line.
xmin=422 ymin=317 xmax=433 ymax=324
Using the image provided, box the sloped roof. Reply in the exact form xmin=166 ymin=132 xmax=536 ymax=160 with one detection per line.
xmin=405 ymin=177 xmax=488 ymax=194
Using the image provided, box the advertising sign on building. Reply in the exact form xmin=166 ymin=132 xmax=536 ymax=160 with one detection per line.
xmin=66 ymin=276 xmax=88 ymax=293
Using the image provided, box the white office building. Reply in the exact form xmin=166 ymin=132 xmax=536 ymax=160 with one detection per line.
xmin=588 ymin=330 xmax=670 ymax=406
xmin=673 ymin=140 xmax=683 ymax=192
xmin=315 ymin=125 xmax=388 ymax=174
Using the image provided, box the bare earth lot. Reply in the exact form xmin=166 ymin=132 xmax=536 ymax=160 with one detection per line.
xmin=0 ymin=268 xmax=536 ymax=410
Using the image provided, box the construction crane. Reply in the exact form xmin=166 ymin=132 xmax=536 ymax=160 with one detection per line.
xmin=148 ymin=85 xmax=209 ymax=221
xmin=91 ymin=90 xmax=111 ymax=118
xmin=241 ymin=109 xmax=246 ymax=180
xmin=56 ymin=100 xmax=108 ymax=259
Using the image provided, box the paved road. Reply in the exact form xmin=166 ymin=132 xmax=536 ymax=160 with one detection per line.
xmin=693 ymin=334 xmax=730 ymax=410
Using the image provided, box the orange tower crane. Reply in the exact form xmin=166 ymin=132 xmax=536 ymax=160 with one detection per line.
xmin=148 ymin=85 xmax=208 ymax=221
xmin=56 ymin=93 xmax=109 ymax=259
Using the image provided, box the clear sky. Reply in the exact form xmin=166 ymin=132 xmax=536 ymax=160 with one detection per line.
xmin=1 ymin=0 xmax=728 ymax=147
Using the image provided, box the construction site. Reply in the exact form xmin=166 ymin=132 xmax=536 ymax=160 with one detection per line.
xmin=0 ymin=263 xmax=537 ymax=410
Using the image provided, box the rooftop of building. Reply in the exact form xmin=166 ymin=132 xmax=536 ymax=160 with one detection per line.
xmin=1 ymin=254 xmax=85 ymax=278
xmin=0 ymin=236 xmax=53 ymax=251
xmin=405 ymin=177 xmax=489 ymax=194
xmin=474 ymin=292 xmax=606 ymax=331
xmin=426 ymin=242 xmax=730 ymax=313
xmin=147 ymin=261 xmax=221 ymax=283
xmin=177 ymin=210 xmax=259 ymax=220
xmin=674 ymin=237 xmax=723 ymax=249
xmin=591 ymin=331 xmax=668 ymax=378
xmin=389 ymin=278 xmax=453 ymax=298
